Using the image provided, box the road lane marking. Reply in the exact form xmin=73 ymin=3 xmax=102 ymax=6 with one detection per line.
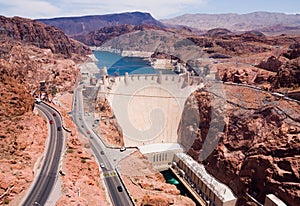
xmin=103 ymin=171 xmax=117 ymax=177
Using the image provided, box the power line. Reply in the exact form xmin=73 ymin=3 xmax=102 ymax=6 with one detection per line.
xmin=98 ymin=91 xmax=192 ymax=99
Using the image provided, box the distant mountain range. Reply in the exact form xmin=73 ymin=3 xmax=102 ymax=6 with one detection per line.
xmin=37 ymin=11 xmax=300 ymax=38
xmin=161 ymin=12 xmax=300 ymax=35
xmin=37 ymin=11 xmax=164 ymax=36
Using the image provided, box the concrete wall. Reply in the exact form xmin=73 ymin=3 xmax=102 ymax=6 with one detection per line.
xmin=264 ymin=194 xmax=287 ymax=206
xmin=143 ymin=148 xmax=183 ymax=171
xmin=102 ymin=73 xmax=203 ymax=147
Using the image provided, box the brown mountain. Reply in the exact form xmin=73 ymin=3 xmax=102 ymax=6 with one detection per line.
xmin=0 ymin=16 xmax=90 ymax=60
xmin=72 ymin=24 xmax=167 ymax=47
xmin=183 ymin=86 xmax=300 ymax=206
xmin=0 ymin=15 xmax=91 ymax=97
xmin=37 ymin=12 xmax=165 ymax=36
xmin=0 ymin=15 xmax=99 ymax=205
xmin=161 ymin=12 xmax=300 ymax=35
xmin=0 ymin=14 xmax=91 ymax=126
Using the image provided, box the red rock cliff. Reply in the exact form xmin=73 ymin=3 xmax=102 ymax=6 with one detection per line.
xmin=0 ymin=16 xmax=91 ymax=60
xmin=182 ymin=85 xmax=300 ymax=206
xmin=0 ymin=15 xmax=92 ymax=204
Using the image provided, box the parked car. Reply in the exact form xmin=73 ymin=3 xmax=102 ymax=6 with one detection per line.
xmin=57 ymin=126 xmax=62 ymax=131
xmin=49 ymin=120 xmax=54 ymax=124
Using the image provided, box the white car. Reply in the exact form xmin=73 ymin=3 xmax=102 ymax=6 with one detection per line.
xmin=35 ymin=98 xmax=42 ymax=104
xmin=100 ymin=163 xmax=105 ymax=168
xmin=120 ymin=147 xmax=126 ymax=152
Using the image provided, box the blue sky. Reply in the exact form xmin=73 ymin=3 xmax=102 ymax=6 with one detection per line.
xmin=0 ymin=0 xmax=299 ymax=19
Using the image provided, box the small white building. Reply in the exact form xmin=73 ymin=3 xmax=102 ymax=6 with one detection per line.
xmin=139 ymin=143 xmax=184 ymax=171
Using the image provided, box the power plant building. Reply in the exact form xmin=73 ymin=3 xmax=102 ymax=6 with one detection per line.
xmin=174 ymin=153 xmax=237 ymax=206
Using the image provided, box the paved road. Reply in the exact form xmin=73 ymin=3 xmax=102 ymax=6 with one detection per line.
xmin=22 ymin=103 xmax=63 ymax=206
xmin=72 ymin=86 xmax=133 ymax=206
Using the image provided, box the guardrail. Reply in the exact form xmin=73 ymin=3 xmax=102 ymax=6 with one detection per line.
xmin=38 ymin=101 xmax=72 ymax=133
xmin=20 ymin=105 xmax=50 ymax=206
xmin=114 ymin=167 xmax=136 ymax=206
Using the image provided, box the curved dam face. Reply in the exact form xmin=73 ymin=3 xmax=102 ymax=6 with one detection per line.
xmin=102 ymin=73 xmax=203 ymax=147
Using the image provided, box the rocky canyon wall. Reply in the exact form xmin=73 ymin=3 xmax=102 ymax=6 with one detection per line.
xmin=179 ymin=84 xmax=300 ymax=206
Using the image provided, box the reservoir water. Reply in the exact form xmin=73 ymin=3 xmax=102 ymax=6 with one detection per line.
xmin=94 ymin=51 xmax=175 ymax=76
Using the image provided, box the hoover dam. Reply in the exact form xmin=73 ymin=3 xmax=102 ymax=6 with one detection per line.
xmin=92 ymin=71 xmax=240 ymax=206
xmin=101 ymin=72 xmax=204 ymax=147
xmin=81 ymin=69 xmax=290 ymax=206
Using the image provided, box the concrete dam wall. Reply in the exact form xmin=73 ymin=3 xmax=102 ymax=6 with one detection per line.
xmin=101 ymin=73 xmax=203 ymax=147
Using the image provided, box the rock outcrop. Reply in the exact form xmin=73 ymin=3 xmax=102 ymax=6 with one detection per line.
xmin=256 ymin=56 xmax=283 ymax=72
xmin=283 ymin=43 xmax=300 ymax=60
xmin=0 ymin=16 xmax=90 ymax=61
xmin=205 ymin=28 xmax=233 ymax=37
xmin=183 ymin=84 xmax=300 ymax=206
xmin=0 ymin=111 xmax=48 ymax=205
xmin=271 ymin=57 xmax=300 ymax=89
xmin=0 ymin=41 xmax=81 ymax=98
xmin=0 ymin=15 xmax=92 ymax=98
xmin=73 ymin=24 xmax=166 ymax=47
xmin=119 ymin=151 xmax=196 ymax=206
xmin=0 ymin=68 xmax=34 ymax=121
xmin=93 ymin=98 xmax=124 ymax=147
xmin=0 ymin=15 xmax=93 ymax=204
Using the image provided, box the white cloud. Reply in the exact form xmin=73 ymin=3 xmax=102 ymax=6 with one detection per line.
xmin=0 ymin=0 xmax=61 ymax=18
xmin=0 ymin=0 xmax=208 ymax=19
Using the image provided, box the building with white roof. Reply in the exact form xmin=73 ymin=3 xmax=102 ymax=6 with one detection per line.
xmin=264 ymin=194 xmax=287 ymax=206
xmin=174 ymin=153 xmax=237 ymax=206
xmin=139 ymin=143 xmax=184 ymax=171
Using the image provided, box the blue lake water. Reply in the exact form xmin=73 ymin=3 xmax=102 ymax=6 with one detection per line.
xmin=94 ymin=51 xmax=175 ymax=76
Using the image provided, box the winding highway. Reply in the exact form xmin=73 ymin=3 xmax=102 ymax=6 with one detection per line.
xmin=22 ymin=102 xmax=63 ymax=206
xmin=72 ymin=85 xmax=133 ymax=206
